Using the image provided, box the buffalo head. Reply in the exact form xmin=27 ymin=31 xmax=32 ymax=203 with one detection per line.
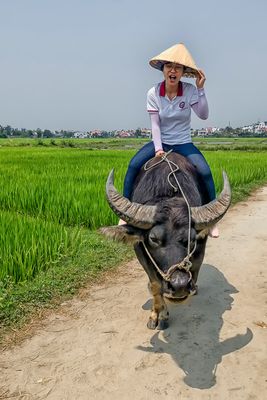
xmin=101 ymin=169 xmax=231 ymax=302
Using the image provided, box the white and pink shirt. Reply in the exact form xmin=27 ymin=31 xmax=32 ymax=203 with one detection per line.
xmin=147 ymin=81 xmax=208 ymax=151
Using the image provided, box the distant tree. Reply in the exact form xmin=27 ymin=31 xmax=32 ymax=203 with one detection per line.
xmin=63 ymin=131 xmax=73 ymax=138
xmin=36 ymin=128 xmax=43 ymax=138
xmin=11 ymin=128 xmax=19 ymax=137
xmin=135 ymin=127 xmax=142 ymax=138
xmin=224 ymin=126 xmax=234 ymax=134
xmin=27 ymin=130 xmax=35 ymax=137
xmin=19 ymin=128 xmax=33 ymax=138
xmin=43 ymin=129 xmax=53 ymax=138
xmin=4 ymin=125 xmax=12 ymax=135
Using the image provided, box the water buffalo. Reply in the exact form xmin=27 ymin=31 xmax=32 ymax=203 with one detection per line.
xmin=101 ymin=152 xmax=231 ymax=329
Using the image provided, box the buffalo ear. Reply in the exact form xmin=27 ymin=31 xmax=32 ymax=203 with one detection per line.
xmin=99 ymin=225 xmax=144 ymax=244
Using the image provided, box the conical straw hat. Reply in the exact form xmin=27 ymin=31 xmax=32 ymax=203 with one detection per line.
xmin=149 ymin=43 xmax=199 ymax=78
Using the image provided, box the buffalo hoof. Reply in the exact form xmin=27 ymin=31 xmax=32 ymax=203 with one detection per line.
xmin=157 ymin=319 xmax=169 ymax=330
xmin=192 ymin=284 xmax=198 ymax=295
xmin=147 ymin=318 xmax=158 ymax=330
xmin=189 ymin=282 xmax=198 ymax=296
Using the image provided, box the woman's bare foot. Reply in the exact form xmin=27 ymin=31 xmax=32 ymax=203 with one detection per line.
xmin=209 ymin=225 xmax=219 ymax=238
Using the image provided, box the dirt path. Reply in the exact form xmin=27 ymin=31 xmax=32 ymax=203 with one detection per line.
xmin=1 ymin=188 xmax=267 ymax=400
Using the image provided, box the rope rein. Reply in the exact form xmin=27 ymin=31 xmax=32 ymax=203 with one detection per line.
xmin=142 ymin=241 xmax=196 ymax=282
xmin=142 ymin=151 xmax=197 ymax=280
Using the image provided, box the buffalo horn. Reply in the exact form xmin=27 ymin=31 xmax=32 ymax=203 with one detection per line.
xmin=106 ymin=169 xmax=157 ymax=229
xmin=191 ymin=171 xmax=231 ymax=230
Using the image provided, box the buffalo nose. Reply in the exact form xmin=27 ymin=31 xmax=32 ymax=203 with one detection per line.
xmin=169 ymin=270 xmax=192 ymax=293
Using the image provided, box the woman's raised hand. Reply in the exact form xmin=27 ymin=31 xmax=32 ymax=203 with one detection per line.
xmin=195 ymin=69 xmax=206 ymax=89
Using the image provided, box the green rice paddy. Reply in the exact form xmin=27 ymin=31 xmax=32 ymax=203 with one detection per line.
xmin=1 ymin=145 xmax=267 ymax=285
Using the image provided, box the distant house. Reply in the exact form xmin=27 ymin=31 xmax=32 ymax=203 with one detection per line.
xmin=73 ymin=131 xmax=88 ymax=139
xmin=88 ymin=130 xmax=103 ymax=138
xmin=117 ymin=131 xmax=131 ymax=138
xmin=140 ymin=128 xmax=151 ymax=138
xmin=197 ymin=128 xmax=213 ymax=137
xmin=242 ymin=125 xmax=253 ymax=132
xmin=254 ymin=122 xmax=267 ymax=133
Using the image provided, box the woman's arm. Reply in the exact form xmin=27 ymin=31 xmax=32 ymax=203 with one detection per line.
xmin=191 ymin=69 xmax=209 ymax=119
xmin=150 ymin=112 xmax=164 ymax=156
xmin=147 ymin=88 xmax=164 ymax=156
xmin=191 ymin=89 xmax=209 ymax=119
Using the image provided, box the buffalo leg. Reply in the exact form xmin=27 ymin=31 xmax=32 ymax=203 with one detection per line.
xmin=134 ymin=243 xmax=169 ymax=329
xmin=147 ymin=281 xmax=169 ymax=330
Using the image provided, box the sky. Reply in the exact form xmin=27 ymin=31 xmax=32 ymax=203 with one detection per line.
xmin=0 ymin=0 xmax=266 ymax=131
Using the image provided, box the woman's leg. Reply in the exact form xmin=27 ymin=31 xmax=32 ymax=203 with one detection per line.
xmin=168 ymin=143 xmax=216 ymax=201
xmin=123 ymin=141 xmax=155 ymax=199
xmin=166 ymin=143 xmax=219 ymax=237
xmin=170 ymin=143 xmax=219 ymax=238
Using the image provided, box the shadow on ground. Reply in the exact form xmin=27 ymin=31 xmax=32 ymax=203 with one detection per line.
xmin=138 ymin=264 xmax=253 ymax=389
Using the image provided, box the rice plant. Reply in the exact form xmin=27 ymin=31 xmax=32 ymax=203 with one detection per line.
xmin=0 ymin=147 xmax=132 ymax=228
xmin=204 ymin=151 xmax=267 ymax=194
xmin=0 ymin=210 xmax=81 ymax=283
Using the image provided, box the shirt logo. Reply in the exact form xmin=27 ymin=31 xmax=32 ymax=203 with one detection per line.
xmin=179 ymin=101 xmax=185 ymax=109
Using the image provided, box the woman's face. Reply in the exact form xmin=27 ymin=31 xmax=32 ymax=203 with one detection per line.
xmin=163 ymin=63 xmax=184 ymax=87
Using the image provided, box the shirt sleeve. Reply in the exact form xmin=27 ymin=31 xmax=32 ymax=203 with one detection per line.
xmin=150 ymin=112 xmax=162 ymax=151
xmin=191 ymin=88 xmax=209 ymax=119
xmin=147 ymin=87 xmax=159 ymax=113
xmin=190 ymin=86 xmax=199 ymax=106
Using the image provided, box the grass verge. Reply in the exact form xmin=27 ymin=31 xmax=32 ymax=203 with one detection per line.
xmin=0 ymin=229 xmax=133 ymax=344
xmin=231 ymin=180 xmax=266 ymax=204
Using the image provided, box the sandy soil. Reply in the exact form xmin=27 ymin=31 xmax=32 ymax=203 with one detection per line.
xmin=0 ymin=187 xmax=267 ymax=400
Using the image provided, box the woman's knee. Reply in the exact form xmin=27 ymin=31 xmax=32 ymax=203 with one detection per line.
xmin=128 ymin=156 xmax=143 ymax=171
xmin=199 ymin=164 xmax=212 ymax=179
xmin=129 ymin=143 xmax=155 ymax=170
xmin=187 ymin=155 xmax=212 ymax=178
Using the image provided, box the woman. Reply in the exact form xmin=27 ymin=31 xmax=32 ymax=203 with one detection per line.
xmin=120 ymin=43 xmax=219 ymax=238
